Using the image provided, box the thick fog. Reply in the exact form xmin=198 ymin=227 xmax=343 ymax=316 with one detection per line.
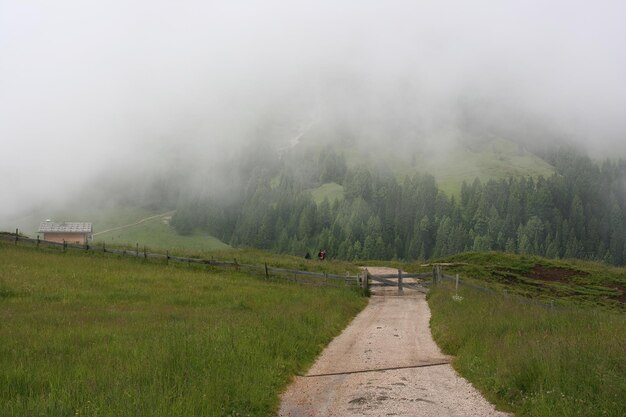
xmin=1 ymin=0 xmax=626 ymax=221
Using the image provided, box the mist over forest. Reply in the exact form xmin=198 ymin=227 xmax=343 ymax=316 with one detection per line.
xmin=2 ymin=1 xmax=626 ymax=263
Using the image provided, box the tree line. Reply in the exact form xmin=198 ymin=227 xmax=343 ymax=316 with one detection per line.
xmin=171 ymin=147 xmax=626 ymax=265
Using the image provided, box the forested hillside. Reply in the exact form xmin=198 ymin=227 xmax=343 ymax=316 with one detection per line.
xmin=171 ymin=146 xmax=626 ymax=265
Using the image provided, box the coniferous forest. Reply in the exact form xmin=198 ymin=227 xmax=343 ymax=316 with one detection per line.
xmin=171 ymin=146 xmax=626 ymax=265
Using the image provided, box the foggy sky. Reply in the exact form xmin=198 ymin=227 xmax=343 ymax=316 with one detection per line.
xmin=1 ymin=0 xmax=626 ymax=220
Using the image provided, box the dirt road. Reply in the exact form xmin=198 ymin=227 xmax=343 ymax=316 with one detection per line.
xmin=278 ymin=267 xmax=509 ymax=417
xmin=92 ymin=211 xmax=176 ymax=236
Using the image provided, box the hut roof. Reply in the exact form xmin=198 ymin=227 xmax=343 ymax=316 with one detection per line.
xmin=38 ymin=221 xmax=92 ymax=233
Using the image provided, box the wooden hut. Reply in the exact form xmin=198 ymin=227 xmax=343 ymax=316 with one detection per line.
xmin=38 ymin=220 xmax=93 ymax=245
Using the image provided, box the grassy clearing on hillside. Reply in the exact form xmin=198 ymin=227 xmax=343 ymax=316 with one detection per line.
xmin=427 ymin=252 xmax=626 ymax=310
xmin=412 ymin=137 xmax=556 ymax=196
xmin=428 ymin=282 xmax=626 ymax=417
xmin=4 ymin=206 xmax=156 ymax=237
xmin=2 ymin=205 xmax=231 ymax=253
xmin=93 ymin=215 xmax=230 ymax=252
xmin=296 ymin=134 xmax=554 ymax=197
xmin=309 ymin=182 xmax=345 ymax=205
xmin=0 ymin=242 xmax=366 ymax=417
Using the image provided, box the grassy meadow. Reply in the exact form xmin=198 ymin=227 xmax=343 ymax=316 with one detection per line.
xmin=172 ymin=247 xmax=361 ymax=276
xmin=92 ymin=214 xmax=230 ymax=252
xmin=309 ymin=182 xmax=345 ymax=205
xmin=417 ymin=136 xmax=556 ymax=196
xmin=0 ymin=242 xmax=367 ymax=417
xmin=1 ymin=205 xmax=231 ymax=253
xmin=428 ymin=281 xmax=626 ymax=417
xmin=335 ymin=135 xmax=556 ymax=197
xmin=430 ymin=252 xmax=626 ymax=310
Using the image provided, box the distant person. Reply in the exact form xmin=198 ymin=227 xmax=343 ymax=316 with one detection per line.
xmin=319 ymin=249 xmax=327 ymax=261
xmin=304 ymin=252 xmax=311 ymax=259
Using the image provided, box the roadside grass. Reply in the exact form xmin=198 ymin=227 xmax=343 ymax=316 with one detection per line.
xmin=426 ymin=252 xmax=626 ymax=310
xmin=428 ymin=282 xmax=626 ymax=417
xmin=0 ymin=242 xmax=367 ymax=417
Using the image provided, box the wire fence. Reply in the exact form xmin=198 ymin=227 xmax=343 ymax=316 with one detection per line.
xmin=433 ymin=267 xmax=564 ymax=310
xmin=0 ymin=232 xmax=360 ymax=289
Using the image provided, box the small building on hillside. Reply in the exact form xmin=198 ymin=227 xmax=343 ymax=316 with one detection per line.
xmin=38 ymin=221 xmax=93 ymax=245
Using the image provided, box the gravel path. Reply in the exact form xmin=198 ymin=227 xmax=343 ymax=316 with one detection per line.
xmin=278 ymin=267 xmax=510 ymax=417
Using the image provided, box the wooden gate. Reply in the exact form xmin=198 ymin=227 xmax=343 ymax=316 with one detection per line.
xmin=360 ymin=269 xmax=432 ymax=293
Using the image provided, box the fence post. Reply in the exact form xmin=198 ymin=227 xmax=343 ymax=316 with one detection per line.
xmin=166 ymin=250 xmax=169 ymax=265
xmin=63 ymin=240 xmax=67 ymax=252
xmin=234 ymin=258 xmax=239 ymax=271
xmin=455 ymin=273 xmax=459 ymax=293
xmin=15 ymin=228 xmax=18 ymax=245
xmin=432 ymin=266 xmax=437 ymax=286
xmin=143 ymin=246 xmax=147 ymax=259
xmin=398 ymin=269 xmax=403 ymax=292
xmin=136 ymin=243 xmax=139 ymax=257
xmin=37 ymin=235 xmax=40 ymax=248
xmin=264 ymin=262 xmax=269 ymax=280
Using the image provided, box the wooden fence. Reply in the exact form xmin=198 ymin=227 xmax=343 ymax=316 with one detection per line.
xmin=1 ymin=230 xmax=563 ymax=307
xmin=0 ymin=231 xmax=360 ymax=288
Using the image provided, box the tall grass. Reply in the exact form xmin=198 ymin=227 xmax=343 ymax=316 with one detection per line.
xmin=0 ymin=242 xmax=367 ymax=416
xmin=428 ymin=283 xmax=626 ymax=417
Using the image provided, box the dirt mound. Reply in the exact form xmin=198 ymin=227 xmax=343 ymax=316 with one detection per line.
xmin=525 ymin=265 xmax=589 ymax=283
xmin=611 ymin=284 xmax=626 ymax=303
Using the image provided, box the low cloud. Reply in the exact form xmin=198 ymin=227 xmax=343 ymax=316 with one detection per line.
xmin=1 ymin=0 xmax=625 ymax=219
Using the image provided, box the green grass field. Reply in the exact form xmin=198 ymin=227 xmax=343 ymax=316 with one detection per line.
xmin=428 ymin=282 xmax=626 ymax=417
xmin=0 ymin=242 xmax=366 ymax=417
xmin=92 ymin=214 xmax=230 ymax=252
xmin=425 ymin=252 xmax=626 ymax=310
xmin=4 ymin=237 xmax=624 ymax=417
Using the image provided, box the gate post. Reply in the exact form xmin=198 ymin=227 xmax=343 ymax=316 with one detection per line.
xmin=432 ymin=266 xmax=437 ymax=286
xmin=398 ymin=269 xmax=403 ymax=292
xmin=361 ymin=269 xmax=369 ymax=291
